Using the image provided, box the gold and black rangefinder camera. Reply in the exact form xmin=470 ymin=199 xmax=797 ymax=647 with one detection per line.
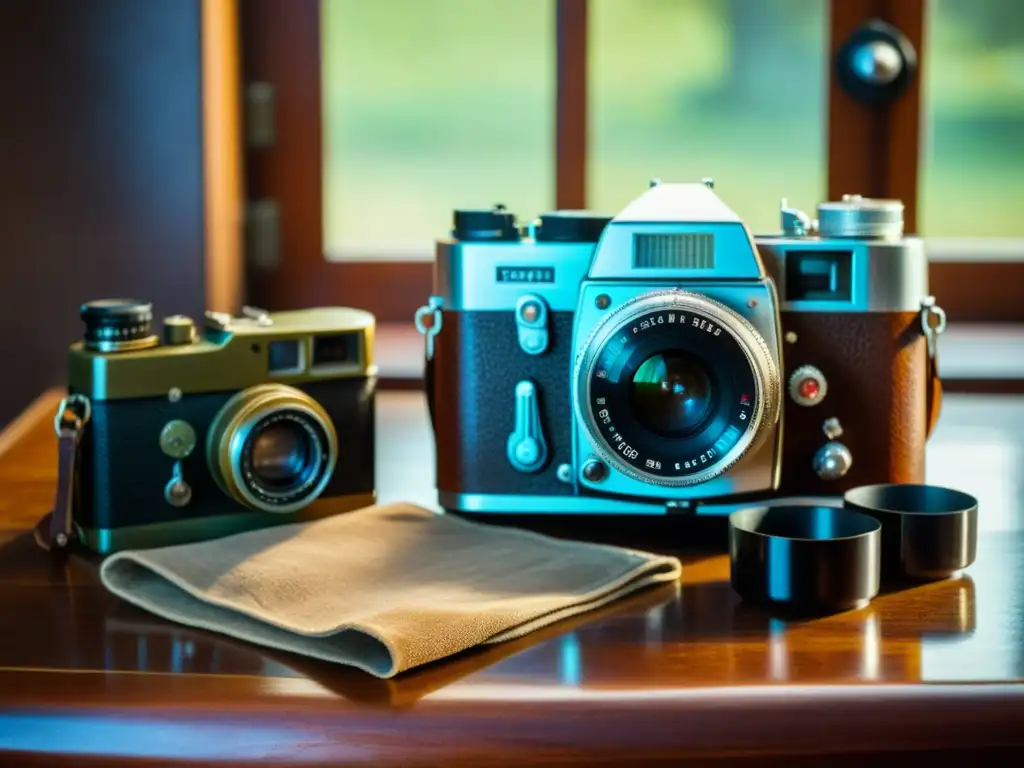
xmin=56 ymin=299 xmax=377 ymax=554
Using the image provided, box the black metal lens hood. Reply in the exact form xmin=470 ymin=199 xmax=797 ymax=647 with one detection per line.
xmin=843 ymin=483 xmax=978 ymax=583
xmin=729 ymin=505 xmax=881 ymax=616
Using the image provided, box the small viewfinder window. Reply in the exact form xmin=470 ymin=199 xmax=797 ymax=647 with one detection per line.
xmin=267 ymin=340 xmax=303 ymax=374
xmin=312 ymin=333 xmax=360 ymax=369
xmin=785 ymin=250 xmax=853 ymax=302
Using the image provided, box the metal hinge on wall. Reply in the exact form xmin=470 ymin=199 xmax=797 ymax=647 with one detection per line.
xmin=244 ymin=82 xmax=278 ymax=273
xmin=245 ymin=82 xmax=275 ymax=149
xmin=245 ymin=199 xmax=280 ymax=273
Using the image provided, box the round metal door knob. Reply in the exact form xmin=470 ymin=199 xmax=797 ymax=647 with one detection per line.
xmin=836 ymin=19 xmax=917 ymax=104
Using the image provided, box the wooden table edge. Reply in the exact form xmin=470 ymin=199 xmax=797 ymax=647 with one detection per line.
xmin=1 ymin=676 xmax=1023 ymax=761
xmin=1 ymin=669 xmax=1023 ymax=745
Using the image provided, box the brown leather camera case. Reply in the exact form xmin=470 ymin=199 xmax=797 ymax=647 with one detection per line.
xmin=775 ymin=310 xmax=937 ymax=496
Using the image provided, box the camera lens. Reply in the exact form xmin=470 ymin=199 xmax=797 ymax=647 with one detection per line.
xmin=575 ymin=290 xmax=780 ymax=487
xmin=630 ymin=351 xmax=716 ymax=438
xmin=249 ymin=420 xmax=315 ymax=489
xmin=241 ymin=413 xmax=325 ymax=502
xmin=80 ymin=299 xmax=159 ymax=353
xmin=207 ymin=384 xmax=338 ymax=514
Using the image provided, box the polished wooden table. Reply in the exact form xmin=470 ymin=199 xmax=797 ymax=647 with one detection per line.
xmin=1 ymin=389 xmax=1023 ymax=765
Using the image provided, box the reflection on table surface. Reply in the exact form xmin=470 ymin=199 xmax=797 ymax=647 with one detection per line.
xmin=0 ymin=391 xmax=1021 ymax=711
xmin=377 ymin=391 xmax=1024 ymax=530
xmin=0 ymin=528 xmax=1015 ymax=709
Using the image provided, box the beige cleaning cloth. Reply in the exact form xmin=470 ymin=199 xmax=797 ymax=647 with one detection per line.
xmin=99 ymin=502 xmax=682 ymax=678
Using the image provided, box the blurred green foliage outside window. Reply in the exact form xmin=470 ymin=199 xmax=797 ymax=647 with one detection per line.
xmin=321 ymin=0 xmax=1024 ymax=259
xmin=920 ymin=0 xmax=1024 ymax=238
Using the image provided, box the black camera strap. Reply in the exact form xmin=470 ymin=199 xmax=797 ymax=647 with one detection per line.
xmin=33 ymin=394 xmax=90 ymax=553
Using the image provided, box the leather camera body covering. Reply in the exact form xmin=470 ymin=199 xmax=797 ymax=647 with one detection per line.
xmin=774 ymin=309 xmax=934 ymax=497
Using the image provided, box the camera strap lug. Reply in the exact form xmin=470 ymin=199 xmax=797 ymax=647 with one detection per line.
xmin=34 ymin=394 xmax=91 ymax=553
xmin=415 ymin=297 xmax=444 ymax=431
xmin=920 ymin=296 xmax=946 ymax=438
xmin=414 ymin=296 xmax=444 ymax=361
xmin=920 ymin=295 xmax=947 ymax=361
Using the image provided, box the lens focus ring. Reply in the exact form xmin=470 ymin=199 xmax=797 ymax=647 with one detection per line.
xmin=574 ymin=290 xmax=780 ymax=487
xmin=207 ymin=384 xmax=339 ymax=514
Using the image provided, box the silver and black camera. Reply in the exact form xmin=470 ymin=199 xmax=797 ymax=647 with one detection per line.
xmin=419 ymin=180 xmax=941 ymax=517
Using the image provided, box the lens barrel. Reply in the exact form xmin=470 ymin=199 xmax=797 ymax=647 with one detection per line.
xmin=80 ymin=299 xmax=159 ymax=353
xmin=207 ymin=384 xmax=339 ymax=514
xmin=575 ymin=290 xmax=780 ymax=487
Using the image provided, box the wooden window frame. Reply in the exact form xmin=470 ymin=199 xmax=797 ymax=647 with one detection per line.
xmin=240 ymin=0 xmax=1024 ymax=324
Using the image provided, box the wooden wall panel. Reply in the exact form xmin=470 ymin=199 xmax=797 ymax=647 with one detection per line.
xmin=0 ymin=0 xmax=210 ymax=427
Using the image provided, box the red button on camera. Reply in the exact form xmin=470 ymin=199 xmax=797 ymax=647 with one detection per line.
xmin=788 ymin=365 xmax=827 ymax=407
xmin=798 ymin=378 xmax=820 ymax=400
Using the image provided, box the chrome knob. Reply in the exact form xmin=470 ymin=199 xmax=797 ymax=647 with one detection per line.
xmin=159 ymin=420 xmax=197 ymax=459
xmin=163 ymin=315 xmax=197 ymax=346
xmin=582 ymin=458 xmax=608 ymax=483
xmin=822 ymin=417 xmax=844 ymax=441
xmin=164 ymin=479 xmax=193 ymax=507
xmin=163 ymin=461 xmax=193 ymax=507
xmin=817 ymin=196 xmax=904 ymax=239
xmin=836 ymin=19 xmax=917 ymax=104
xmin=813 ymin=441 xmax=853 ymax=481
xmin=851 ymin=40 xmax=903 ymax=85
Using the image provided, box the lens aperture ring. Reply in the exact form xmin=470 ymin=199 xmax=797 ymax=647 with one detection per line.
xmin=207 ymin=384 xmax=340 ymax=515
xmin=574 ymin=289 xmax=780 ymax=487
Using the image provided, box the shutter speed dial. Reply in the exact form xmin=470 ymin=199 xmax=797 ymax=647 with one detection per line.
xmin=788 ymin=365 xmax=828 ymax=407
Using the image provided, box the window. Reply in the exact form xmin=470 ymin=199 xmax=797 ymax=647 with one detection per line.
xmin=589 ymin=0 xmax=828 ymax=235
xmin=321 ymin=0 xmax=555 ymax=260
xmin=920 ymin=0 xmax=1024 ymax=241
xmin=241 ymin=0 xmax=1024 ymax=326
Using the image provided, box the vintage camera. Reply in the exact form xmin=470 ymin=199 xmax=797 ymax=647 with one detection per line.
xmin=418 ymin=180 xmax=943 ymax=516
xmin=65 ymin=300 xmax=377 ymax=553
